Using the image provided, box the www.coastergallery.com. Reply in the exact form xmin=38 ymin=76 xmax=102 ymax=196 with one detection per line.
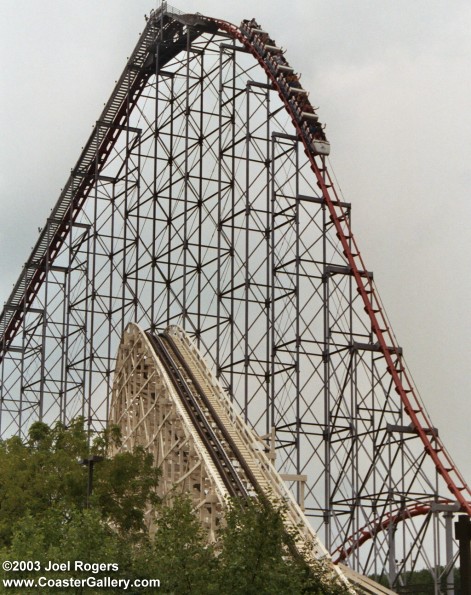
xmin=3 ymin=576 xmax=160 ymax=590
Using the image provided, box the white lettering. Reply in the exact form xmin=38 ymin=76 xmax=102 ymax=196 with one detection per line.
xmin=44 ymin=560 xmax=70 ymax=572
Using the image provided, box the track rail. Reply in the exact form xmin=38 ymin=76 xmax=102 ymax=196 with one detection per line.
xmin=208 ymin=15 xmax=471 ymax=517
xmin=334 ymin=502 xmax=438 ymax=563
xmin=147 ymin=332 xmax=255 ymax=499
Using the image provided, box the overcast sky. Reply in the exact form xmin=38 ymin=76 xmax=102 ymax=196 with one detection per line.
xmin=1 ymin=1 xmax=470 ymax=485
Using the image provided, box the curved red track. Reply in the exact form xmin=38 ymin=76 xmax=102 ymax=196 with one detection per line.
xmin=209 ymin=16 xmax=471 ymax=520
xmin=332 ymin=502 xmax=446 ymax=563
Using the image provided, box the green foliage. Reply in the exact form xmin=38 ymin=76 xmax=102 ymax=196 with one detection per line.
xmin=1 ymin=507 xmax=132 ymax=594
xmin=134 ymin=494 xmax=348 ymax=595
xmin=216 ymin=497 xmax=304 ymax=594
xmin=148 ymin=495 xmax=218 ymax=594
xmin=92 ymin=447 xmax=160 ymax=537
xmin=216 ymin=497 xmax=348 ymax=595
xmin=0 ymin=420 xmax=352 ymax=594
xmin=0 ymin=418 xmax=160 ymax=547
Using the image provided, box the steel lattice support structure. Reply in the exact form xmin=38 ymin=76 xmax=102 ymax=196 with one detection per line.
xmin=0 ymin=4 xmax=469 ymax=591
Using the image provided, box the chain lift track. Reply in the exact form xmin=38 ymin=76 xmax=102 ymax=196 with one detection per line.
xmin=0 ymin=9 xmax=208 ymax=353
xmin=1 ymin=3 xmax=470 ymax=590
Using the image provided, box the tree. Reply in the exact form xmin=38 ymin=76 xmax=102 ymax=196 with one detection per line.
xmin=0 ymin=418 xmax=160 ymax=547
xmin=141 ymin=494 xmax=349 ymax=595
xmin=216 ymin=497 xmax=348 ymax=595
xmin=0 ymin=420 xmax=350 ymax=594
xmin=147 ymin=495 xmax=218 ymax=594
xmin=1 ymin=507 xmax=132 ymax=594
xmin=0 ymin=420 xmax=161 ymax=594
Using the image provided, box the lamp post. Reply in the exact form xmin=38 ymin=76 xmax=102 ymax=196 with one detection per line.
xmin=79 ymin=455 xmax=104 ymax=507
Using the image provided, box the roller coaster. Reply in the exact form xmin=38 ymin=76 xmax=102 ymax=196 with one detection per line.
xmin=110 ymin=322 xmax=394 ymax=594
xmin=0 ymin=3 xmax=469 ymax=592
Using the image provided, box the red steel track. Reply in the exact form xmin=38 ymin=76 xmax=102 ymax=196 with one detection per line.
xmin=210 ymin=16 xmax=471 ymax=518
xmin=332 ymin=502 xmax=444 ymax=563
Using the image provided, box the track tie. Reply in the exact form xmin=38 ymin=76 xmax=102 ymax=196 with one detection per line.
xmin=343 ymin=250 xmax=359 ymax=257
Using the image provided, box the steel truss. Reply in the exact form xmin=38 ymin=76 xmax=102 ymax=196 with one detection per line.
xmin=0 ymin=4 xmax=469 ymax=591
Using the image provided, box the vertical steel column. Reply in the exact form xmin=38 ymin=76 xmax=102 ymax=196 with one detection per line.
xmin=150 ymin=36 xmax=159 ymax=331
xmin=322 ymin=174 xmax=331 ymax=551
xmin=294 ymin=137 xmax=301 ymax=504
xmin=182 ymin=27 xmax=190 ymax=329
xmin=131 ymin=85 xmax=141 ymax=326
xmin=388 ymin=522 xmax=397 ymax=588
xmin=229 ymin=40 xmax=236 ymax=403
xmin=455 ymin=515 xmax=471 ymax=595
xmin=265 ymin=85 xmax=272 ymax=437
xmin=86 ymin=123 xmax=100 ymax=438
xmin=19 ymin=296 xmax=27 ymax=432
xmin=216 ymin=43 xmax=223 ymax=382
xmin=269 ymin=132 xmax=275 ymax=436
xmin=196 ymin=43 xmax=204 ymax=345
xmin=106 ymin=178 xmax=117 ymax=420
xmin=166 ymin=70 xmax=175 ymax=329
xmin=39 ymin=221 xmax=51 ymax=422
xmin=244 ymin=82 xmax=250 ymax=418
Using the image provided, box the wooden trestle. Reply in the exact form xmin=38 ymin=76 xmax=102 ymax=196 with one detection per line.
xmin=110 ymin=323 xmax=395 ymax=595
